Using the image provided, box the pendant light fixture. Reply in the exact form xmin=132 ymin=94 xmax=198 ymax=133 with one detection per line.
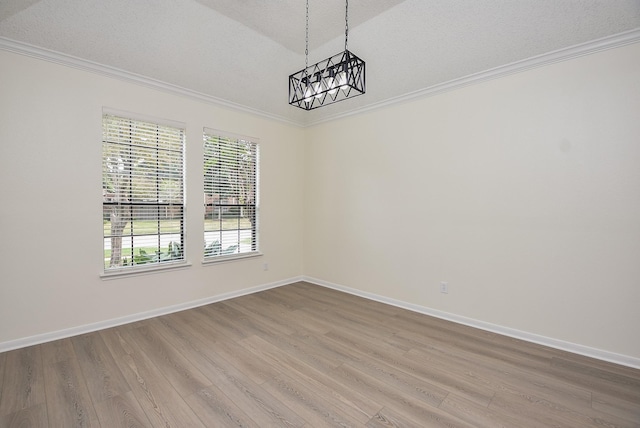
xmin=288 ymin=0 xmax=366 ymax=110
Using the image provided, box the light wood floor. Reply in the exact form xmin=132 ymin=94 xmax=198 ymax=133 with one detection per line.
xmin=1 ymin=282 xmax=638 ymax=427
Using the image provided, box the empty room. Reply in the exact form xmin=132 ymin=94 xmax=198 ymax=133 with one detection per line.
xmin=1 ymin=0 xmax=639 ymax=426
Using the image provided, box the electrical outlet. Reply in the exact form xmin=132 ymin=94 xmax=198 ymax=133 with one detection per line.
xmin=440 ymin=281 xmax=448 ymax=294
xmin=263 ymin=262 xmax=269 ymax=271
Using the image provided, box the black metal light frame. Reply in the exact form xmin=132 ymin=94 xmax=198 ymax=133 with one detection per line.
xmin=289 ymin=0 xmax=365 ymax=111
xmin=289 ymin=50 xmax=365 ymax=110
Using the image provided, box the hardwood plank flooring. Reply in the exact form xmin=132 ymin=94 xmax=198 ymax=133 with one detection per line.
xmin=0 ymin=281 xmax=638 ymax=427
xmin=41 ymin=342 xmax=100 ymax=427
xmin=0 ymin=346 xmax=46 ymax=418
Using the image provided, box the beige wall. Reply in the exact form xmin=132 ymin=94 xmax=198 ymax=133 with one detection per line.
xmin=304 ymin=43 xmax=640 ymax=359
xmin=0 ymin=50 xmax=305 ymax=345
xmin=2 ymin=42 xmax=639 ymax=362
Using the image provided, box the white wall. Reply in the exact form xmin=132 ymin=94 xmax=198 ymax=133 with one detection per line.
xmin=304 ymin=43 xmax=640 ymax=360
xmin=0 ymin=50 xmax=305 ymax=346
xmin=2 ymin=42 xmax=639 ymax=364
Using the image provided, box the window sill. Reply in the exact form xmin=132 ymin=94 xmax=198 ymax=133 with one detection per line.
xmin=201 ymin=251 xmax=262 ymax=266
xmin=100 ymin=261 xmax=192 ymax=280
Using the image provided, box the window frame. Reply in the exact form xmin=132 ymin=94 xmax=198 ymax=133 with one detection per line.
xmin=101 ymin=111 xmax=187 ymax=276
xmin=203 ymin=129 xmax=260 ymax=264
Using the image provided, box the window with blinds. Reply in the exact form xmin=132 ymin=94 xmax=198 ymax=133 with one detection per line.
xmin=102 ymin=114 xmax=185 ymax=271
xmin=203 ymin=130 xmax=259 ymax=260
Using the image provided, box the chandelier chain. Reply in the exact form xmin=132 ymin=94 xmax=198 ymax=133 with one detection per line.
xmin=305 ymin=0 xmax=309 ymax=70
xmin=345 ymin=0 xmax=349 ymax=51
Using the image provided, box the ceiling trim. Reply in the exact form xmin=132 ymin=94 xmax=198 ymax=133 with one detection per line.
xmin=306 ymin=28 xmax=640 ymax=127
xmin=2 ymin=28 xmax=640 ymax=128
xmin=0 ymin=37 xmax=302 ymax=127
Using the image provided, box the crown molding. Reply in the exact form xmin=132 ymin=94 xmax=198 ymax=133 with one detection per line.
xmin=0 ymin=37 xmax=301 ymax=127
xmin=2 ymin=28 xmax=639 ymax=128
xmin=306 ymin=28 xmax=640 ymax=127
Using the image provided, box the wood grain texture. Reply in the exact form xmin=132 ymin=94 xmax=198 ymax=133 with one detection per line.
xmin=93 ymin=391 xmax=151 ymax=428
xmin=71 ymin=333 xmax=131 ymax=403
xmin=41 ymin=351 xmax=100 ymax=427
xmin=1 ymin=281 xmax=638 ymax=427
xmin=0 ymin=402 xmax=48 ymax=428
xmin=0 ymin=351 xmax=5 ymax=408
xmin=184 ymin=384 xmax=259 ymax=428
xmin=100 ymin=327 xmax=206 ymax=428
xmin=0 ymin=346 xmax=46 ymax=417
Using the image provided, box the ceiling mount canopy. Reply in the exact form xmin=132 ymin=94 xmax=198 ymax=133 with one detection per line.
xmin=288 ymin=0 xmax=366 ymax=111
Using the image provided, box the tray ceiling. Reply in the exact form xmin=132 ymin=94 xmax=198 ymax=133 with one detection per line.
xmin=1 ymin=0 xmax=639 ymax=126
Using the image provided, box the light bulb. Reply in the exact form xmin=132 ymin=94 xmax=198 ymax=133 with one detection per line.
xmin=337 ymin=71 xmax=348 ymax=87
xmin=303 ymin=82 xmax=314 ymax=101
xmin=327 ymin=77 xmax=337 ymax=95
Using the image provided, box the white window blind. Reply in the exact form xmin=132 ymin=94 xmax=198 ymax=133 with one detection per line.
xmin=102 ymin=114 xmax=185 ymax=271
xmin=203 ymin=130 xmax=259 ymax=260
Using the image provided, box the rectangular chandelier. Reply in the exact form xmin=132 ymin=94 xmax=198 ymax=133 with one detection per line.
xmin=289 ymin=49 xmax=366 ymax=111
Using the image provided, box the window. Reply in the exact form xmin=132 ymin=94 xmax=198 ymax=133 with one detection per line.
xmin=203 ymin=130 xmax=259 ymax=260
xmin=102 ymin=114 xmax=185 ymax=272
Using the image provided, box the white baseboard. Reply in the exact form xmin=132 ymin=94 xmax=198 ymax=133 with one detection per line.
xmin=303 ymin=276 xmax=640 ymax=370
xmin=0 ymin=276 xmax=303 ymax=353
xmin=4 ymin=274 xmax=638 ymax=370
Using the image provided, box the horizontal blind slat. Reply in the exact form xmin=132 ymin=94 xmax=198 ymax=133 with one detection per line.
xmin=103 ymin=113 xmax=185 ymax=271
xmin=203 ymin=131 xmax=258 ymax=259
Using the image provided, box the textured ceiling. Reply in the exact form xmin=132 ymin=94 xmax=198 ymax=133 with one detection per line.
xmin=1 ymin=0 xmax=639 ymax=126
xmin=194 ymin=0 xmax=406 ymax=53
